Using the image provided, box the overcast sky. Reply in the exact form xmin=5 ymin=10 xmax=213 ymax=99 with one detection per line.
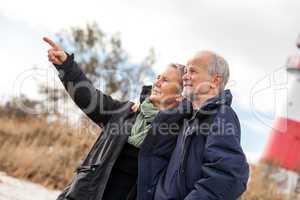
xmin=1 ymin=0 xmax=300 ymax=162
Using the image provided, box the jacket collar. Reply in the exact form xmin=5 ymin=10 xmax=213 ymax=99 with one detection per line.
xmin=192 ymin=89 xmax=233 ymax=118
xmin=202 ymin=89 xmax=232 ymax=108
xmin=139 ymin=85 xmax=152 ymax=103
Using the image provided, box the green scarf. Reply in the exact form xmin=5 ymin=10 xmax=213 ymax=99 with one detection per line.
xmin=128 ymin=98 xmax=158 ymax=148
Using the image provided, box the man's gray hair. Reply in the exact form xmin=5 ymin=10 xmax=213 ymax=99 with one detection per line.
xmin=207 ymin=52 xmax=230 ymax=92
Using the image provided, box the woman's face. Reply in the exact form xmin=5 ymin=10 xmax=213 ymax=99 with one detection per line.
xmin=149 ymin=66 xmax=183 ymax=109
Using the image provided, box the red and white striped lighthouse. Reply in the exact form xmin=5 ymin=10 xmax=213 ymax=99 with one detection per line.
xmin=262 ymin=36 xmax=300 ymax=173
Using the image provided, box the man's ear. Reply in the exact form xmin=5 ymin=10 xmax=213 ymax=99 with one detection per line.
xmin=211 ymin=75 xmax=222 ymax=89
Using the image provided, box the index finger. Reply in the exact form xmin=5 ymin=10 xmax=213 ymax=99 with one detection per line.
xmin=43 ymin=37 xmax=59 ymax=49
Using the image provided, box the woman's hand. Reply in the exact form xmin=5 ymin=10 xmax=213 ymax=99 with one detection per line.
xmin=43 ymin=37 xmax=67 ymax=65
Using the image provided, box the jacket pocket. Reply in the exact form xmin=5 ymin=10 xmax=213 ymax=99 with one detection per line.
xmin=65 ymin=165 xmax=98 ymax=200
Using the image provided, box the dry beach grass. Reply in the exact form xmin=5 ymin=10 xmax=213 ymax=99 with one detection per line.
xmin=0 ymin=116 xmax=97 ymax=189
xmin=0 ymin=115 xmax=294 ymax=199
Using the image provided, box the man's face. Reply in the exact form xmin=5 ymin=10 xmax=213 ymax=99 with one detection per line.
xmin=182 ymin=56 xmax=214 ymax=99
xmin=149 ymin=66 xmax=182 ymax=106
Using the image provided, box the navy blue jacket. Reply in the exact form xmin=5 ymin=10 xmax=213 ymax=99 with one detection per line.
xmin=137 ymin=99 xmax=193 ymax=200
xmin=154 ymin=90 xmax=249 ymax=200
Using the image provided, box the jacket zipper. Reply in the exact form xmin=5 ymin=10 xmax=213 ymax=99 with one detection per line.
xmin=179 ymin=126 xmax=193 ymax=174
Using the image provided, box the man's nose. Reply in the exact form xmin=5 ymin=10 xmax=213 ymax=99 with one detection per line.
xmin=183 ymin=73 xmax=190 ymax=81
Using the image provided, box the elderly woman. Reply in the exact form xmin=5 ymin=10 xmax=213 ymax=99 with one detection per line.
xmin=44 ymin=37 xmax=189 ymax=200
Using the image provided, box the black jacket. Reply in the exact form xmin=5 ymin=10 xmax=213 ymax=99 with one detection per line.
xmin=54 ymin=54 xmax=151 ymax=200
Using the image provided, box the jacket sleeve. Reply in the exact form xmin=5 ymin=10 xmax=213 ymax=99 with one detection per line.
xmin=54 ymin=54 xmax=129 ymax=126
xmin=184 ymin=107 xmax=249 ymax=200
xmin=149 ymin=99 xmax=193 ymax=184
xmin=150 ymin=99 xmax=193 ymax=159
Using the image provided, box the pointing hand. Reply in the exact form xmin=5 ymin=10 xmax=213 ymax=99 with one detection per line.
xmin=43 ymin=37 xmax=67 ymax=65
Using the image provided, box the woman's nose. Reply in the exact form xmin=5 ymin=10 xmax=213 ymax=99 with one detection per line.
xmin=154 ymin=79 xmax=161 ymax=87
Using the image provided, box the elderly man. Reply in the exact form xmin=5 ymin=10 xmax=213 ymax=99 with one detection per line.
xmin=154 ymin=51 xmax=249 ymax=200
